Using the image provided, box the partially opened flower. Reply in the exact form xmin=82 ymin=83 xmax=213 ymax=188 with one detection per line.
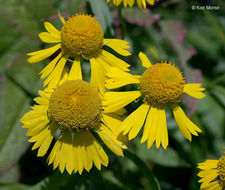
xmin=106 ymin=0 xmax=156 ymax=8
xmin=198 ymin=148 xmax=225 ymax=189
xmin=103 ymin=52 xmax=205 ymax=149
xmin=27 ymin=12 xmax=130 ymax=93
xmin=20 ymin=68 xmax=126 ymax=174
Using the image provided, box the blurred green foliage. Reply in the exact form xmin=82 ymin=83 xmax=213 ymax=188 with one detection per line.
xmin=0 ymin=0 xmax=224 ymax=189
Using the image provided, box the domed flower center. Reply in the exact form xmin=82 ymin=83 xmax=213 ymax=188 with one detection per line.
xmin=61 ymin=14 xmax=104 ymax=59
xmin=140 ymin=62 xmax=185 ymax=107
xmin=48 ymin=80 xmax=102 ymax=132
xmin=218 ymin=156 xmax=225 ymax=180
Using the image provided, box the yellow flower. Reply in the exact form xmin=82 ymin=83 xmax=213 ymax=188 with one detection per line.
xmin=103 ymin=52 xmax=205 ymax=149
xmin=198 ymin=149 xmax=225 ymax=189
xmin=20 ymin=68 xmax=126 ymax=174
xmin=106 ymin=0 xmax=156 ymax=8
xmin=27 ymin=12 xmax=130 ymax=93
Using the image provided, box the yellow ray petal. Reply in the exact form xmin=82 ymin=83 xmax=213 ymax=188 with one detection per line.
xmin=138 ymin=52 xmax=152 ymax=68
xmin=48 ymin=140 xmax=61 ymax=166
xmin=26 ymin=119 xmax=49 ymax=136
xmin=147 ymin=0 xmax=155 ymax=5
xmin=58 ymin=11 xmax=65 ymax=24
xmin=155 ymin=108 xmax=168 ymax=149
xmin=33 ymin=96 xmax=49 ymax=106
xmin=68 ymin=59 xmax=82 ymax=80
xmin=85 ymin=131 xmax=108 ymax=170
xmin=106 ymin=67 xmax=141 ymax=89
xmin=59 ymin=133 xmax=72 ymax=173
xmin=101 ymin=113 xmax=128 ymax=146
xmin=39 ymin=52 xmax=63 ymax=79
xmin=100 ymin=50 xmax=130 ymax=71
xmin=128 ymin=0 xmax=135 ymax=6
xmin=27 ymin=44 xmax=61 ymax=64
xmin=137 ymin=0 xmax=143 ymax=8
xmin=172 ymin=105 xmax=202 ymax=141
xmin=120 ymin=104 xmax=149 ymax=140
xmin=44 ymin=55 xmax=68 ymax=88
xmin=31 ymin=124 xmax=57 ymax=157
xmin=198 ymin=160 xmax=218 ymax=170
xmin=44 ymin=22 xmax=60 ymax=36
xmin=103 ymin=39 xmax=131 ymax=56
xmin=200 ymin=180 xmax=221 ymax=190
xmin=146 ymin=106 xmax=159 ymax=149
xmin=98 ymin=124 xmax=124 ymax=156
xmin=90 ymin=58 xmax=106 ymax=94
xmin=183 ymin=83 xmax=206 ymax=99
xmin=39 ymin=32 xmax=61 ymax=43
xmin=103 ymin=91 xmax=141 ymax=113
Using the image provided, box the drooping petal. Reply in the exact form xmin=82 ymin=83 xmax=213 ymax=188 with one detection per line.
xmin=98 ymin=123 xmax=125 ymax=156
xmin=27 ymin=44 xmax=61 ymax=64
xmin=44 ymin=55 xmax=68 ymax=88
xmin=100 ymin=50 xmax=130 ymax=71
xmin=120 ymin=103 xmax=150 ymax=140
xmin=138 ymin=52 xmax=152 ymax=68
xmin=103 ymin=91 xmax=141 ymax=113
xmin=103 ymin=39 xmax=131 ymax=56
xmin=183 ymin=83 xmax=205 ymax=99
xmin=101 ymin=113 xmax=127 ymax=143
xmin=106 ymin=67 xmax=141 ymax=89
xmin=29 ymin=124 xmax=57 ymax=157
xmin=172 ymin=105 xmax=202 ymax=141
xmin=128 ymin=0 xmax=135 ymax=7
xmin=68 ymin=59 xmax=82 ymax=80
xmin=39 ymin=52 xmax=63 ymax=79
xmin=90 ymin=58 xmax=106 ymax=94
xmin=141 ymin=106 xmax=169 ymax=149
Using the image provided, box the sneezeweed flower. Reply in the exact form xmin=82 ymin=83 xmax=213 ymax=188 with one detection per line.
xmin=106 ymin=0 xmax=156 ymax=8
xmin=198 ymin=148 xmax=225 ymax=189
xmin=27 ymin=12 xmax=130 ymax=93
xmin=20 ymin=69 xmax=126 ymax=174
xmin=103 ymin=52 xmax=205 ymax=149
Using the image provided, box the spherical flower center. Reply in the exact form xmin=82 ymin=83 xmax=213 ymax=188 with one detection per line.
xmin=48 ymin=80 xmax=102 ymax=132
xmin=218 ymin=156 xmax=225 ymax=180
xmin=61 ymin=14 xmax=104 ymax=59
xmin=140 ymin=62 xmax=185 ymax=107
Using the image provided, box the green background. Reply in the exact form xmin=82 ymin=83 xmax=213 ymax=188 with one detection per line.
xmin=0 ymin=0 xmax=224 ymax=189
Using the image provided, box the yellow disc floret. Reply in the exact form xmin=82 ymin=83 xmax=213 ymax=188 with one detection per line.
xmin=140 ymin=62 xmax=185 ymax=107
xmin=48 ymin=80 xmax=102 ymax=132
xmin=218 ymin=156 xmax=225 ymax=180
xmin=61 ymin=14 xmax=104 ymax=59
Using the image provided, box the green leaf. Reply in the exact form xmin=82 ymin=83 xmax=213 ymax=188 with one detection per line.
xmin=197 ymin=93 xmax=225 ymax=138
xmin=88 ymin=0 xmax=114 ymax=34
xmin=135 ymin=143 xmax=190 ymax=168
xmin=211 ymin=85 xmax=225 ymax=107
xmin=0 ymin=183 xmax=30 ymax=190
xmin=0 ymin=37 xmax=40 ymax=76
xmin=0 ymin=76 xmax=30 ymax=181
xmin=0 ymin=0 xmax=41 ymax=37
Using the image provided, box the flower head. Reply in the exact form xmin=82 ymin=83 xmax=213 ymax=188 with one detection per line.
xmin=198 ymin=149 xmax=225 ymax=189
xmin=106 ymin=0 xmax=156 ymax=8
xmin=20 ymin=69 xmax=126 ymax=174
xmin=27 ymin=12 xmax=131 ymax=93
xmin=103 ymin=52 xmax=205 ymax=149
